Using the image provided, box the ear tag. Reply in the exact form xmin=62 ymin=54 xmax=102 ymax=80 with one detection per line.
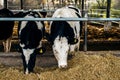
xmin=39 ymin=49 xmax=43 ymax=53
xmin=74 ymin=39 xmax=77 ymax=43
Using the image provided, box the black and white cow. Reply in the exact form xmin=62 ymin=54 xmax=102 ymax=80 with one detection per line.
xmin=0 ymin=8 xmax=14 ymax=52
xmin=16 ymin=11 xmax=46 ymax=74
xmin=47 ymin=6 xmax=82 ymax=68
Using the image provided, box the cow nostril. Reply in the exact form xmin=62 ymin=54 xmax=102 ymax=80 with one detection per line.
xmin=25 ymin=71 xmax=29 ymax=74
xmin=59 ymin=65 xmax=67 ymax=68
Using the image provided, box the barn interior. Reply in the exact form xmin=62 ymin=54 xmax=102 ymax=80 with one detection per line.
xmin=0 ymin=0 xmax=120 ymax=80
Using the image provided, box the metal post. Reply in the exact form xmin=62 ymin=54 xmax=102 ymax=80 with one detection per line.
xmin=119 ymin=21 xmax=120 ymax=28
xmin=20 ymin=0 xmax=23 ymax=9
xmin=105 ymin=0 xmax=111 ymax=31
xmin=82 ymin=0 xmax=87 ymax=52
xmin=4 ymin=0 xmax=7 ymax=8
xmin=84 ymin=11 xmax=88 ymax=52
xmin=106 ymin=0 xmax=111 ymax=18
xmin=81 ymin=0 xmax=84 ymax=17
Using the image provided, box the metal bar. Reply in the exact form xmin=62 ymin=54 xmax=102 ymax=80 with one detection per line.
xmin=0 ymin=18 xmax=120 ymax=21
xmin=84 ymin=21 xmax=87 ymax=52
xmin=82 ymin=0 xmax=84 ymax=17
xmin=106 ymin=0 xmax=111 ymax=18
xmin=11 ymin=9 xmax=55 ymax=12
xmin=4 ymin=0 xmax=7 ymax=8
xmin=20 ymin=0 xmax=23 ymax=9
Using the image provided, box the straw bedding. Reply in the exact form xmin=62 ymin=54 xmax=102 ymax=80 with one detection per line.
xmin=0 ymin=51 xmax=120 ymax=80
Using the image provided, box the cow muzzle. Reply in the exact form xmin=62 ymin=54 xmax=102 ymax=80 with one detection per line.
xmin=58 ymin=60 xmax=68 ymax=68
xmin=59 ymin=64 xmax=67 ymax=68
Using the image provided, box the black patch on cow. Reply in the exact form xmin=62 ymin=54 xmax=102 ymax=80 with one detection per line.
xmin=68 ymin=6 xmax=79 ymax=13
xmin=0 ymin=8 xmax=14 ymax=17
xmin=50 ymin=21 xmax=76 ymax=44
xmin=40 ymin=11 xmax=47 ymax=18
xmin=0 ymin=8 xmax=14 ymax=40
xmin=29 ymin=11 xmax=41 ymax=18
xmin=14 ymin=11 xmax=31 ymax=18
xmin=19 ymin=21 xmax=43 ymax=49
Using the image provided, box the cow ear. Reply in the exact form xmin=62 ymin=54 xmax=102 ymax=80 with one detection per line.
xmin=17 ymin=45 xmax=23 ymax=53
xmin=14 ymin=11 xmax=30 ymax=17
xmin=35 ymin=47 xmax=46 ymax=55
xmin=14 ymin=12 xmax=24 ymax=17
xmin=68 ymin=38 xmax=78 ymax=44
xmin=40 ymin=10 xmax=47 ymax=18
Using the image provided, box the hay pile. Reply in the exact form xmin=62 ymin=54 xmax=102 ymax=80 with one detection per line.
xmin=87 ymin=26 xmax=120 ymax=40
xmin=0 ymin=52 xmax=120 ymax=80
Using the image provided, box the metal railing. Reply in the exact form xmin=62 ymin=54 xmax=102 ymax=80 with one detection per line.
xmin=0 ymin=18 xmax=120 ymax=21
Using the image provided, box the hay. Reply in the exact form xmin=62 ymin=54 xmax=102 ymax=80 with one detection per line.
xmin=0 ymin=52 xmax=120 ymax=80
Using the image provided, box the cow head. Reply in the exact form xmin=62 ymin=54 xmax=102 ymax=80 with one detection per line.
xmin=52 ymin=36 xmax=69 ymax=68
xmin=52 ymin=36 xmax=78 ymax=68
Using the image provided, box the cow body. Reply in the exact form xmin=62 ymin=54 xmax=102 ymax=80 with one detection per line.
xmin=49 ymin=6 xmax=82 ymax=68
xmin=0 ymin=8 xmax=14 ymax=52
xmin=17 ymin=11 xmax=46 ymax=74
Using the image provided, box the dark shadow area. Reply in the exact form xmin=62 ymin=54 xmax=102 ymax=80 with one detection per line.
xmin=0 ymin=40 xmax=120 ymax=52
xmin=80 ymin=40 xmax=120 ymax=51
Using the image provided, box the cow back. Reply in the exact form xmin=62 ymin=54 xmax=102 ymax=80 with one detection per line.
xmin=0 ymin=8 xmax=14 ymax=40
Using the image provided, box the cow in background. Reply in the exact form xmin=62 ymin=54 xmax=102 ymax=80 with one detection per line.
xmin=15 ymin=11 xmax=46 ymax=74
xmin=0 ymin=8 xmax=14 ymax=52
xmin=0 ymin=0 xmax=3 ymax=8
xmin=47 ymin=6 xmax=82 ymax=68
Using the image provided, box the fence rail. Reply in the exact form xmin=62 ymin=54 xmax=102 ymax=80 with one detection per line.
xmin=0 ymin=18 xmax=120 ymax=21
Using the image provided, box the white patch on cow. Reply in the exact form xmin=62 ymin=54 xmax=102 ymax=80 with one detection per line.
xmin=19 ymin=21 xmax=27 ymax=35
xmin=36 ymin=21 xmax=43 ymax=30
xmin=22 ymin=48 xmax=34 ymax=74
xmin=20 ymin=43 xmax=25 ymax=48
xmin=25 ymin=69 xmax=29 ymax=74
xmin=53 ymin=36 xmax=69 ymax=68
xmin=67 ymin=5 xmax=82 ymax=16
xmin=19 ymin=15 xmax=34 ymax=34
xmin=52 ymin=7 xmax=79 ymax=18
xmin=23 ymin=48 xmax=34 ymax=64
xmin=37 ymin=41 xmax=42 ymax=48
